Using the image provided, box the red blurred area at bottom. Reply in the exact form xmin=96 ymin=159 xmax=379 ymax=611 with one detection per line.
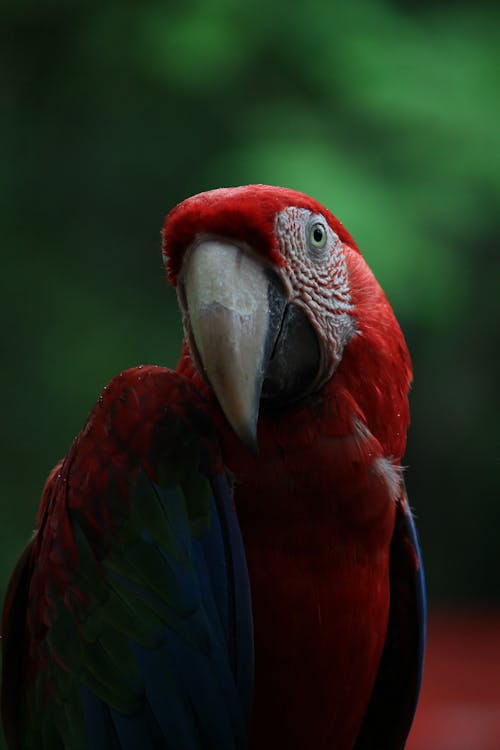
xmin=407 ymin=610 xmax=500 ymax=750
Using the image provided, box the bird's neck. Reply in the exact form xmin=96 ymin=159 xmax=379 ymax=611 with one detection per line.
xmin=177 ymin=344 xmax=400 ymax=749
xmin=177 ymin=343 xmax=399 ymax=552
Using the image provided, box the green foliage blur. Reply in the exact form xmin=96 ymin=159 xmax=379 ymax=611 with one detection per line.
xmin=1 ymin=0 xmax=498 ymax=624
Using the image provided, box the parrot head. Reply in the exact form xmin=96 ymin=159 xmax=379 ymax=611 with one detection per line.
xmin=162 ymin=185 xmax=410 ymax=456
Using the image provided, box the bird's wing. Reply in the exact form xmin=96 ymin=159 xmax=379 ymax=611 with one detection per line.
xmin=354 ymin=487 xmax=426 ymax=750
xmin=1 ymin=366 xmax=253 ymax=750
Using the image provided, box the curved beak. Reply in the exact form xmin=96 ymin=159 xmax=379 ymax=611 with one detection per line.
xmin=180 ymin=240 xmax=287 ymax=453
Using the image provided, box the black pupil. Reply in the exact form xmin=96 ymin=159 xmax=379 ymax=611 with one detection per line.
xmin=313 ymin=226 xmax=324 ymax=243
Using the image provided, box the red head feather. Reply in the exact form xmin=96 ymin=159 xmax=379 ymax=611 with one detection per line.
xmin=162 ymin=184 xmax=359 ymax=284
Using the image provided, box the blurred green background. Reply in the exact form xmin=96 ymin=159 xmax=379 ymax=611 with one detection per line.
xmin=1 ymin=0 xmax=499 ymax=698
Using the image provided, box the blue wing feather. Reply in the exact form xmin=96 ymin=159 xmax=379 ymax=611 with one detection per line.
xmin=79 ymin=473 xmax=253 ymax=750
xmin=354 ymin=491 xmax=426 ymax=749
xmin=210 ymin=474 xmax=254 ymax=713
xmin=403 ymin=497 xmax=427 ymax=702
xmin=1 ymin=368 xmax=254 ymax=750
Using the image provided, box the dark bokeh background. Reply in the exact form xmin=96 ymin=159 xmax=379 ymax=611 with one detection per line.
xmin=1 ymin=0 xmax=499 ymax=746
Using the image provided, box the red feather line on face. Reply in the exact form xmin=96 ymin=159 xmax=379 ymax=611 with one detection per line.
xmin=163 ymin=184 xmax=411 ymax=462
xmin=158 ymin=187 xmax=416 ymax=750
xmin=161 ymin=184 xmax=359 ymax=284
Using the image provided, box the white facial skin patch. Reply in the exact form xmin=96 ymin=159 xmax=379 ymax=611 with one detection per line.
xmin=275 ymin=207 xmax=357 ymax=383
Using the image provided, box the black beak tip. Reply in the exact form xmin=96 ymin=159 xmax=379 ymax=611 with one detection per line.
xmin=238 ymin=425 xmax=259 ymax=458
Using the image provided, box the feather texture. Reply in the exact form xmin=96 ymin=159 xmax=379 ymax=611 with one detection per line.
xmin=1 ymin=367 xmax=253 ymax=750
xmin=3 ymin=184 xmax=425 ymax=750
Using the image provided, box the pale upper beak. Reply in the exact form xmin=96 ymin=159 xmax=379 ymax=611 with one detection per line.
xmin=180 ymin=239 xmax=288 ymax=453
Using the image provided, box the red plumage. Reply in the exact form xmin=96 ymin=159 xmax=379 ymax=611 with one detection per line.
xmin=2 ymin=184 xmax=422 ymax=750
xmin=162 ymin=184 xmax=359 ymax=283
xmin=164 ymin=185 xmax=413 ymax=749
xmin=1 ymin=367 xmax=224 ymax=745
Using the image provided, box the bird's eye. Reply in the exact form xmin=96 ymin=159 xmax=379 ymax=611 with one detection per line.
xmin=308 ymin=222 xmax=327 ymax=251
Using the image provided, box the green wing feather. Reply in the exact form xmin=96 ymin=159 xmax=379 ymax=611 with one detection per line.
xmin=1 ymin=366 xmax=253 ymax=750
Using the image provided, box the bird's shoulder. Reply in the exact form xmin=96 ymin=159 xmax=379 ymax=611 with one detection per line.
xmin=2 ymin=365 xmax=253 ymax=750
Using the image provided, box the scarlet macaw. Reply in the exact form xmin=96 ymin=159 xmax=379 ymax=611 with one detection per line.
xmin=1 ymin=185 xmax=425 ymax=750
